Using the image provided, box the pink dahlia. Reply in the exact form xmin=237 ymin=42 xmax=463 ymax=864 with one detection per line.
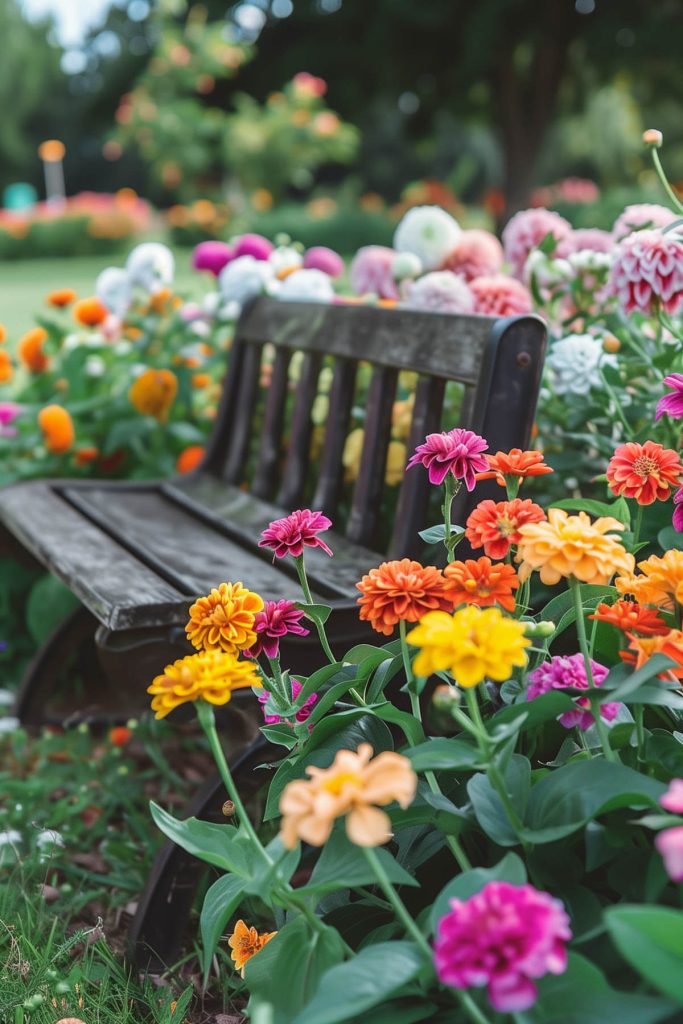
xmin=470 ymin=275 xmax=533 ymax=317
xmin=606 ymin=229 xmax=683 ymax=316
xmin=655 ymin=826 xmax=683 ymax=882
xmin=655 ymin=373 xmax=683 ymax=421
xmin=556 ymin=228 xmax=613 ymax=257
xmin=612 ymin=203 xmax=677 ymax=242
xmin=660 ymin=778 xmax=683 ymax=814
xmin=407 ymin=428 xmax=489 ymax=489
xmin=303 ymin=246 xmax=344 ymax=278
xmin=349 ymin=246 xmax=400 ymax=300
xmin=232 ymin=233 xmax=274 ymax=261
xmin=434 ymin=881 xmax=571 ymax=1013
xmin=441 ymin=229 xmax=503 ymax=282
xmin=403 ymin=271 xmax=474 ymax=314
xmin=259 ymin=509 xmax=333 ymax=559
xmin=527 ymin=653 xmax=619 ymax=730
xmin=250 ymin=600 xmax=310 ymax=658
xmin=502 ymin=208 xmax=572 ymax=279
xmin=258 ymin=678 xmax=318 ymax=727
xmin=192 ymin=240 xmax=234 ymax=276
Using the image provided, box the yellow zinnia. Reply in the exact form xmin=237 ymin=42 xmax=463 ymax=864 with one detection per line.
xmin=186 ymin=581 xmax=264 ymax=653
xmin=515 ymin=508 xmax=634 ymax=586
xmin=406 ymin=605 xmax=530 ymax=688
xmin=616 ymin=548 xmax=683 ymax=610
xmin=147 ymin=649 xmax=260 ymax=718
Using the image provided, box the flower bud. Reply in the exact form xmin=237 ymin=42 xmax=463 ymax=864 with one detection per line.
xmin=602 ymin=334 xmax=621 ymax=354
xmin=392 ymin=251 xmax=422 ymax=281
xmin=523 ymin=619 xmax=556 ymax=638
xmin=431 ymin=683 xmax=461 ymax=712
xmin=643 ymin=128 xmax=663 ymax=148
xmin=222 ymin=799 xmax=236 ymax=817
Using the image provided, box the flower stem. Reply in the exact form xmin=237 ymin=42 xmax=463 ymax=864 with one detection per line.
xmin=635 ymin=703 xmax=645 ymax=760
xmin=295 ymin=554 xmax=336 ymax=664
xmin=569 ymin=578 xmax=617 ymax=762
xmin=363 ymin=846 xmax=431 ymax=953
xmin=442 ymin=474 xmax=461 ymax=562
xmin=651 ymin=147 xmax=683 ymax=215
xmin=632 ymin=503 xmax=644 ymax=549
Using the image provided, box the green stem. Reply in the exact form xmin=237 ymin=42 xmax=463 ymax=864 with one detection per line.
xmin=569 ymin=579 xmax=617 ymax=762
xmin=632 ymin=503 xmax=644 ymax=550
xmin=635 ymin=704 xmax=645 ymax=760
xmin=442 ymin=475 xmax=461 ymax=562
xmin=295 ymin=555 xmax=336 ymax=664
xmin=599 ymin=370 xmax=633 ymax=439
xmin=363 ymin=846 xmax=431 ymax=954
xmin=652 ymin=147 xmax=683 ymax=215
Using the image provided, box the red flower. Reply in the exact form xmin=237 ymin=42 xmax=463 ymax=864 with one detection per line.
xmin=465 ymin=498 xmax=546 ymax=559
xmin=475 ymin=449 xmax=553 ymax=488
xmin=606 ymin=440 xmax=682 ymax=505
xmin=589 ymin=599 xmax=669 ymax=636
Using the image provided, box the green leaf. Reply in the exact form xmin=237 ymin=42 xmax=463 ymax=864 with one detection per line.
xmin=430 ymin=852 xmax=526 ymax=932
xmin=243 ymin=835 xmax=301 ymax=896
xmin=199 ymin=873 xmax=245 ymax=984
xmin=405 ymin=736 xmax=480 ymax=772
xmin=296 ymin=601 xmax=332 ymax=626
xmin=390 ymin=789 xmax=471 ymax=837
xmin=600 ymin=655 xmax=678 ymax=701
xmin=298 ymin=827 xmax=418 ymax=896
xmin=102 ymin=416 xmax=156 ymax=455
xmin=342 ymin=645 xmax=388 ymax=666
xmin=551 ymin=497 xmax=631 ymax=525
xmin=658 ymin=525 xmax=683 ymax=551
xmin=365 ymin=655 xmax=403 ymax=704
xmin=418 ymin=523 xmax=464 ymax=544
xmin=538 ymin=584 xmax=617 ymax=636
xmin=467 ymin=755 xmax=530 ymax=846
xmin=291 ymin=942 xmax=428 ymax=1024
xmin=372 ymin=702 xmax=425 ymax=746
xmin=294 ymin=662 xmax=345 ymax=707
xmin=149 ymin=802 xmax=251 ymax=876
xmin=490 ymin=691 xmax=577 ymax=731
xmin=605 ymin=904 xmax=683 ymax=1004
xmin=26 ymin=575 xmax=80 ymax=644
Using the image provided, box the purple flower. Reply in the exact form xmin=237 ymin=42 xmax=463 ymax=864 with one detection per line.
xmin=233 ymin=233 xmax=274 ymax=261
xmin=655 ymin=374 xmax=683 ymax=422
xmin=258 ymin=509 xmax=333 ymax=559
xmin=192 ymin=241 xmax=234 ymax=277
xmin=527 ymin=653 xmax=619 ymax=730
xmin=406 ymin=428 xmax=489 ymax=489
xmin=303 ymin=246 xmax=344 ymax=278
xmin=434 ymin=881 xmax=571 ymax=1013
xmin=258 ymin=678 xmax=318 ymax=728
xmin=250 ymin=600 xmax=310 ymax=659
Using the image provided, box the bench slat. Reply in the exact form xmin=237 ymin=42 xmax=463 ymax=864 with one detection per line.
xmin=223 ymin=341 xmax=263 ymax=483
xmin=276 ymin=351 xmax=322 ymax=508
xmin=312 ymin=357 xmax=357 ymax=517
xmin=346 ymin=366 xmax=398 ymax=548
xmin=251 ymin=346 xmax=292 ymax=500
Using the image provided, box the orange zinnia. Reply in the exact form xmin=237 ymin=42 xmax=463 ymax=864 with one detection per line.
xmin=443 ymin=556 xmax=520 ymax=612
xmin=186 ymin=581 xmax=264 ymax=653
xmin=128 ymin=368 xmax=178 ymax=421
xmin=74 ymin=445 xmax=100 ymax=466
xmin=38 ymin=404 xmax=74 ymax=454
xmin=589 ymin=599 xmax=669 ymax=636
xmin=356 ymin=559 xmax=455 ymax=636
xmin=73 ymin=296 xmax=108 ymax=327
xmin=0 ymin=350 xmax=13 ymax=383
xmin=606 ymin=440 xmax=682 ymax=505
xmin=0 ymin=323 xmax=6 ymax=343
xmin=47 ymin=288 xmax=77 ymax=308
xmin=516 ymin=509 xmax=635 ymax=586
xmin=17 ymin=327 xmax=49 ymax=372
xmin=616 ymin=549 xmax=683 ymax=610
xmin=228 ymin=920 xmax=277 ymax=977
xmin=620 ymin=629 xmax=683 ymax=679
xmin=475 ymin=448 xmax=553 ymax=487
xmin=465 ymin=498 xmax=546 ymax=560
xmin=176 ymin=444 xmax=205 ymax=474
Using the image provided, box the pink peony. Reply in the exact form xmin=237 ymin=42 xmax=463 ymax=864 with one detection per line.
xmin=407 ymin=428 xmax=488 ymax=490
xmin=606 ymin=229 xmax=683 ymax=316
xmin=502 ymin=208 xmax=572 ymax=279
xmin=612 ymin=203 xmax=677 ymax=242
xmin=556 ymin=228 xmax=614 ymax=257
xmin=259 ymin=509 xmax=333 ymax=559
xmin=660 ymin=778 xmax=683 ymax=814
xmin=655 ymin=373 xmax=683 ymax=421
xmin=303 ymin=246 xmax=344 ymax=278
xmin=258 ymin=678 xmax=318 ymax=727
xmin=250 ymin=600 xmax=310 ymax=659
xmin=403 ymin=271 xmax=474 ymax=314
xmin=441 ymin=229 xmax=503 ymax=282
xmin=192 ymin=240 xmax=234 ymax=276
xmin=434 ymin=881 xmax=571 ymax=1013
xmin=232 ymin=233 xmax=274 ymax=261
xmin=527 ymin=653 xmax=619 ymax=730
xmin=349 ymin=246 xmax=400 ymax=300
xmin=470 ymin=275 xmax=533 ymax=317
xmin=655 ymin=826 xmax=683 ymax=882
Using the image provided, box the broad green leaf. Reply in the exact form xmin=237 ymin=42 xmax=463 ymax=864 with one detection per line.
xmin=26 ymin=575 xmax=80 ymax=644
xmin=390 ymin=789 xmax=471 ymax=837
xmin=418 ymin=523 xmax=464 ymax=544
xmin=342 ymin=645 xmax=389 ymax=666
xmin=490 ymin=691 xmax=577 ymax=731
xmin=366 ymin=655 xmax=404 ymax=704
xmin=149 ymin=802 xmax=251 ymax=876
xmin=405 ymin=736 xmax=480 ymax=772
xmin=600 ymin=654 xmax=677 ymax=701
xmin=294 ymin=662 xmax=346 ymax=706
xmin=430 ymin=852 xmax=526 ymax=932
xmin=298 ymin=828 xmax=418 ymax=896
xmin=199 ymin=873 xmax=245 ymax=983
xmin=551 ymin=497 xmax=631 ymax=526
xmin=296 ymin=601 xmax=332 ymax=626
xmin=372 ymin=701 xmax=425 ymax=745
xmin=605 ymin=904 xmax=683 ymax=1004
xmin=537 ymin=584 xmax=616 ymax=638
xmin=243 ymin=834 xmax=301 ymax=896
xmin=658 ymin=525 xmax=683 ymax=551
xmin=345 ymin=1004 xmax=437 ymax=1024
xmin=467 ymin=755 xmax=531 ymax=846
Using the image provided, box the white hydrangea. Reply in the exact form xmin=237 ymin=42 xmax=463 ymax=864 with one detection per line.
xmin=96 ymin=267 xmax=132 ymax=318
xmin=0 ymin=716 xmax=19 ymax=734
xmin=269 ymin=245 xmax=304 ymax=278
xmin=278 ymin=268 xmax=335 ymax=303
xmin=218 ymin=256 xmax=278 ymax=310
xmin=126 ymin=243 xmax=175 ymax=295
xmin=393 ymin=206 xmax=461 ymax=272
xmin=546 ymin=333 xmax=617 ymax=396
xmin=524 ymin=249 xmax=573 ymax=288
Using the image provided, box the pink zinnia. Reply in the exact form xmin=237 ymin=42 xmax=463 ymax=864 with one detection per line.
xmin=527 ymin=653 xmax=619 ymax=731
xmin=556 ymin=228 xmax=613 ymax=257
xmin=660 ymin=778 xmax=683 ymax=814
xmin=606 ymin=229 xmax=683 ymax=316
xmin=470 ymin=275 xmax=533 ymax=317
xmin=655 ymin=373 xmax=683 ymax=421
xmin=258 ymin=678 xmax=318 ymax=728
xmin=303 ymin=246 xmax=344 ymax=278
xmin=655 ymin=826 xmax=683 ymax=882
xmin=407 ymin=428 xmax=489 ymax=489
xmin=349 ymin=246 xmax=400 ymax=300
xmin=250 ymin=600 xmax=310 ymax=658
xmin=259 ymin=509 xmax=333 ymax=559
xmin=403 ymin=271 xmax=474 ymax=315
xmin=192 ymin=240 xmax=234 ymax=276
xmin=441 ymin=229 xmax=503 ymax=282
xmin=0 ymin=402 xmax=22 ymax=438
xmin=232 ymin=233 xmax=274 ymax=261
xmin=612 ymin=203 xmax=676 ymax=242
xmin=502 ymin=208 xmax=572 ymax=279
xmin=434 ymin=881 xmax=571 ymax=1013
xmin=674 ymin=487 xmax=683 ymax=532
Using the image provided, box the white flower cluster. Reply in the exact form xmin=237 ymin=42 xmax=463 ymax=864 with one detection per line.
xmin=217 ymin=249 xmax=335 ymax=315
xmin=96 ymin=243 xmax=176 ymax=319
xmin=545 ymin=333 xmax=617 ymax=396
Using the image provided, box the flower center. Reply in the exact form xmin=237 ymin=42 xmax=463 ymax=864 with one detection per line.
xmin=323 ymin=771 xmax=362 ymax=795
xmin=496 ymin=514 xmax=515 ymax=537
xmin=633 ymin=455 xmax=659 ymax=477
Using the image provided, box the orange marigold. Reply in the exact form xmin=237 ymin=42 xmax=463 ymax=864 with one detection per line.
xmin=356 ymin=559 xmax=455 ymax=636
xmin=465 ymin=498 xmax=546 ymax=560
xmin=186 ymin=581 xmax=264 ymax=653
xmin=615 ymin=549 xmax=683 ymax=610
xmin=17 ymin=326 xmax=49 ymax=373
xmin=475 ymin=448 xmax=553 ymax=487
xmin=192 ymin=373 xmax=211 ymax=389
xmin=228 ymin=920 xmax=277 ymax=977
xmin=73 ymin=296 xmax=108 ymax=327
xmin=176 ymin=445 xmax=205 ymax=474
xmin=0 ymin=350 xmax=13 ymax=383
xmin=515 ymin=508 xmax=635 ymax=586
xmin=47 ymin=288 xmax=77 ymax=308
xmin=606 ymin=440 xmax=682 ymax=505
xmin=38 ymin=404 xmax=74 ymax=455
xmin=128 ymin=368 xmax=178 ymax=421
xmin=620 ymin=629 xmax=683 ymax=679
xmin=589 ymin=599 xmax=670 ymax=636
xmin=74 ymin=445 xmax=100 ymax=466
xmin=443 ymin=556 xmax=520 ymax=612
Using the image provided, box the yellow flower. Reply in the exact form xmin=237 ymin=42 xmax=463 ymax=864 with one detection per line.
xmin=406 ymin=606 xmax=530 ymax=687
xmin=515 ymin=508 xmax=634 ymax=586
xmin=343 ymin=428 xmax=406 ymax=486
xmin=228 ymin=919 xmax=277 ymax=976
xmin=279 ymin=743 xmax=417 ymax=849
xmin=385 ymin=441 xmax=407 ymax=486
xmin=147 ymin=649 xmax=260 ymax=719
xmin=186 ymin=581 xmax=264 ymax=653
xmin=616 ymin=548 xmax=683 ymax=610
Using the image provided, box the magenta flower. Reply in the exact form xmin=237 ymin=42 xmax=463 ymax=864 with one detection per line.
xmin=406 ymin=428 xmax=489 ymax=490
xmin=233 ymin=233 xmax=274 ymax=261
xmin=655 ymin=826 xmax=683 ymax=882
xmin=434 ymin=881 xmax=571 ymax=1013
xmin=258 ymin=678 xmax=318 ymax=728
xmin=192 ymin=240 xmax=234 ymax=277
xmin=349 ymin=246 xmax=400 ymax=300
xmin=470 ymin=275 xmax=533 ymax=317
xmin=655 ymin=374 xmax=683 ymax=422
xmin=527 ymin=653 xmax=620 ymax=731
xmin=502 ymin=207 xmax=572 ymax=279
xmin=259 ymin=509 xmax=333 ymax=559
xmin=673 ymin=487 xmax=683 ymax=532
xmin=606 ymin=229 xmax=683 ymax=316
xmin=0 ymin=402 xmax=22 ymax=438
xmin=660 ymin=778 xmax=683 ymax=814
xmin=250 ymin=600 xmax=310 ymax=659
xmin=303 ymin=246 xmax=344 ymax=278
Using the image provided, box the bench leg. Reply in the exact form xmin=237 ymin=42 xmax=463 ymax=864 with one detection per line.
xmin=128 ymin=733 xmax=271 ymax=971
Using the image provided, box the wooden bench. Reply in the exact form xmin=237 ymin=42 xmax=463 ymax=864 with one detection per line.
xmin=0 ymin=297 xmax=545 ymax=725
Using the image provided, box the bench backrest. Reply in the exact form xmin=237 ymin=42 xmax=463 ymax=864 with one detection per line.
xmin=201 ymin=297 xmax=546 ymax=557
